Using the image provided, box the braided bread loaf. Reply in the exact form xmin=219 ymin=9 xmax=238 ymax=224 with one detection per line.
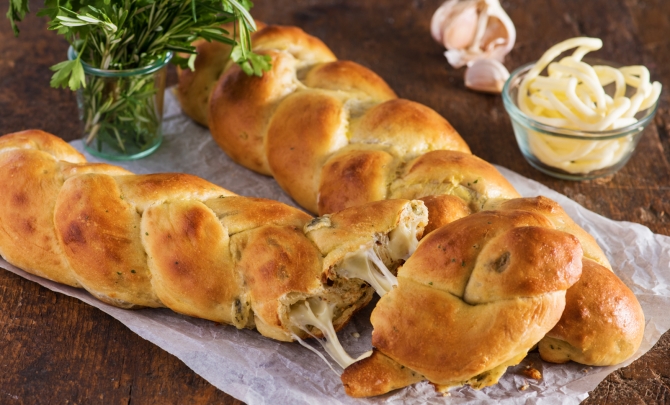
xmin=0 ymin=130 xmax=428 ymax=343
xmin=1 ymin=129 xmax=646 ymax=397
xmin=175 ymin=25 xmax=520 ymax=229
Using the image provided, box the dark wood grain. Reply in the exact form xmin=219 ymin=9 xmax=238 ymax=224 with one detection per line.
xmin=1 ymin=0 xmax=668 ymax=403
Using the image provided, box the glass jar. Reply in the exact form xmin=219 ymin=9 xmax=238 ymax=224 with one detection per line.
xmin=68 ymin=47 xmax=173 ymax=160
xmin=502 ymin=61 xmax=659 ymax=180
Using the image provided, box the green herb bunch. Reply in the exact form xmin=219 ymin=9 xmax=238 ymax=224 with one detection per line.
xmin=7 ymin=0 xmax=270 ymax=157
xmin=8 ymin=0 xmax=271 ymax=89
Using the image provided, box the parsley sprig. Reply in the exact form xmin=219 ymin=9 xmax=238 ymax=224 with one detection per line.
xmin=7 ymin=0 xmax=271 ymax=90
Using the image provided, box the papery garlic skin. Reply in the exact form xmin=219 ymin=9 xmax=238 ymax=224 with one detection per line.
xmin=431 ymin=0 xmax=516 ymax=68
xmin=465 ymin=58 xmax=510 ymax=93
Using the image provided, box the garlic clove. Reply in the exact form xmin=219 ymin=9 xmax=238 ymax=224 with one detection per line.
xmin=443 ymin=5 xmax=479 ymax=50
xmin=480 ymin=17 xmax=508 ymax=52
xmin=430 ymin=0 xmax=464 ymax=44
xmin=431 ymin=0 xmax=516 ymax=68
xmin=481 ymin=1 xmax=516 ymax=58
xmin=464 ymin=58 xmax=510 ymax=94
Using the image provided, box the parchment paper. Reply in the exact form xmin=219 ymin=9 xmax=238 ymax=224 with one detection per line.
xmin=2 ymin=89 xmax=669 ymax=404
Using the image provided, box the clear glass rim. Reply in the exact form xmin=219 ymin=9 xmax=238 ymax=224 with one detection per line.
xmin=67 ymin=46 xmax=173 ymax=77
xmin=502 ymin=61 xmax=659 ymax=141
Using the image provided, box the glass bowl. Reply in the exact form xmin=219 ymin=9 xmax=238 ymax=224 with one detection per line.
xmin=502 ymin=61 xmax=659 ymax=180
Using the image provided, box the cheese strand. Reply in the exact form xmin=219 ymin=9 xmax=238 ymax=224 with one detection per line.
xmin=290 ymin=299 xmax=372 ymax=371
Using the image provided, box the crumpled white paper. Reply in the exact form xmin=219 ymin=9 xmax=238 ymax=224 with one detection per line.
xmin=2 ymin=89 xmax=669 ymax=405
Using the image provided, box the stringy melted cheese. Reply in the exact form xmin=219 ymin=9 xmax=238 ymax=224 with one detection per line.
xmin=339 ymin=248 xmax=397 ymax=297
xmin=289 ymin=298 xmax=372 ymax=371
xmin=339 ymin=217 xmax=420 ymax=297
xmin=388 ymin=215 xmax=421 ymax=261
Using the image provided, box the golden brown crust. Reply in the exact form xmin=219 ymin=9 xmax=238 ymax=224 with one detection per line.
xmin=176 ymin=21 xmax=267 ymax=126
xmin=142 ymin=200 xmax=240 ymax=323
xmin=371 ymin=283 xmax=566 ymax=385
xmin=0 ymin=148 xmax=80 ymax=286
xmin=54 ymin=173 xmax=160 ymax=307
xmin=204 ymin=196 xmax=311 ymax=235
xmin=266 ymin=90 xmax=348 ymax=212
xmin=318 ymin=148 xmax=395 ymax=215
xmin=487 ymin=196 xmax=611 ymax=269
xmin=463 ymin=226 xmax=582 ymax=303
xmin=304 ymin=60 xmax=397 ymax=102
xmin=209 ymin=50 xmax=290 ymax=175
xmin=114 ymin=173 xmax=235 ymax=212
xmin=341 ymin=349 xmax=423 ymax=398
xmin=202 ymin=25 xmax=486 ymax=217
xmin=352 ymin=99 xmax=470 ymax=157
xmin=208 ymin=26 xmax=337 ymax=175
xmin=0 ymin=133 xmax=130 ymax=288
xmin=539 ymin=259 xmax=645 ymax=366
xmin=398 ymin=209 xmax=553 ymax=296
xmin=176 ymin=38 xmax=233 ymax=126
xmin=0 ymin=129 xmax=86 ymax=163
xmin=418 ymin=194 xmax=471 ymax=236
xmin=232 ymin=224 xmax=324 ymax=341
xmin=251 ymin=25 xmax=337 ymax=62
xmin=390 ymin=150 xmax=521 ymax=206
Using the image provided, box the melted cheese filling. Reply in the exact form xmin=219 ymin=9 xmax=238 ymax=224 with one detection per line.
xmin=388 ymin=216 xmax=421 ymax=261
xmin=339 ymin=248 xmax=397 ymax=297
xmin=339 ymin=218 xmax=420 ymax=297
xmin=289 ymin=298 xmax=372 ymax=371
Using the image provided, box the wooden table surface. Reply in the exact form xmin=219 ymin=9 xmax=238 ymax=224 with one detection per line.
xmin=1 ymin=0 xmax=669 ymax=403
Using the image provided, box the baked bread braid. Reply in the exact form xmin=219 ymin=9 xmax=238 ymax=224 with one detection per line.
xmin=0 ymin=130 xmax=428 ymax=346
xmin=199 ymin=25 xmax=522 ymax=223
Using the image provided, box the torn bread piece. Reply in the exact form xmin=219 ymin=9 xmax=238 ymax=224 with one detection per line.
xmin=306 ymin=199 xmax=428 ymax=297
xmin=334 ymin=209 xmax=424 ymax=297
xmin=286 ymin=200 xmax=428 ymax=369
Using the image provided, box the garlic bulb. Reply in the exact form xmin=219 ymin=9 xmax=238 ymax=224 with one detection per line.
xmin=431 ymin=0 xmax=516 ymax=68
xmin=464 ymin=58 xmax=510 ymax=93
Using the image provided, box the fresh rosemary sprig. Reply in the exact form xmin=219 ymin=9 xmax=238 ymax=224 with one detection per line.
xmin=8 ymin=0 xmax=270 ymax=157
xmin=7 ymin=0 xmax=271 ymax=90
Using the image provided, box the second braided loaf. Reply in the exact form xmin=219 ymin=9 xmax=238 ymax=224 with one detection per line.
xmin=178 ymin=25 xmax=520 ymax=229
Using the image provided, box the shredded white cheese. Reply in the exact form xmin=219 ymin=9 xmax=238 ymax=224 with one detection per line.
xmin=289 ymin=298 xmax=372 ymax=371
xmin=517 ymin=37 xmax=662 ymax=174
